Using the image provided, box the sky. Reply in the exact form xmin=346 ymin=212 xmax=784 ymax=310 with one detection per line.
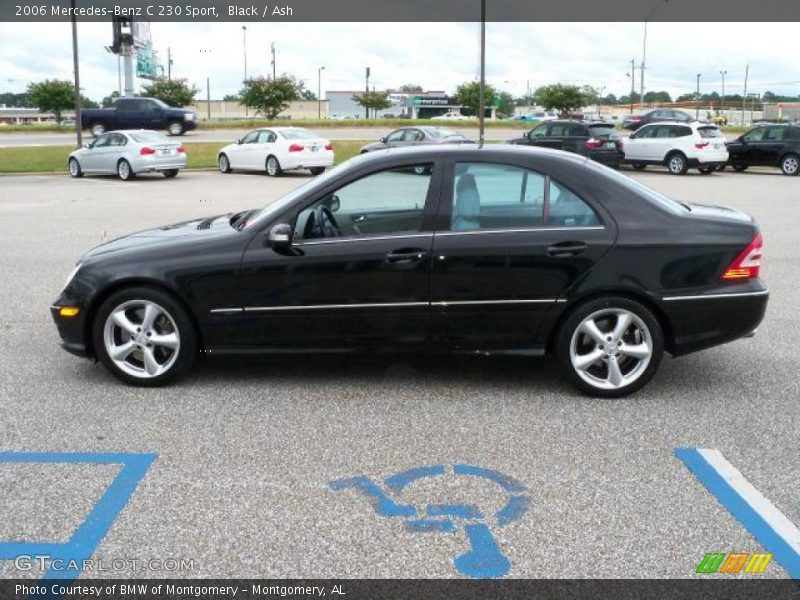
xmin=1 ymin=21 xmax=799 ymax=103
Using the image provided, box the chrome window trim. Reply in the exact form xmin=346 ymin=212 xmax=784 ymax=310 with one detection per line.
xmin=435 ymin=226 xmax=605 ymax=237
xmin=662 ymin=289 xmax=769 ymax=302
xmin=293 ymin=233 xmax=433 ymax=246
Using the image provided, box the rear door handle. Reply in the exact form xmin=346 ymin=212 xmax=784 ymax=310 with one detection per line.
xmin=384 ymin=248 xmax=429 ymax=264
xmin=547 ymin=241 xmax=587 ymax=257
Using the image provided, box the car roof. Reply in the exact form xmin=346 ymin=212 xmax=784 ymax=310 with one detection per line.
xmin=638 ymin=121 xmax=715 ymax=130
xmin=350 ymin=143 xmax=591 ymax=167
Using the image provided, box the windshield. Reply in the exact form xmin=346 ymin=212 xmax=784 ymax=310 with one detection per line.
xmin=585 ymin=161 xmax=689 ymax=215
xmin=129 ymin=131 xmax=169 ymax=143
xmin=279 ymin=128 xmax=317 ymax=140
xmin=151 ymin=98 xmax=170 ymax=109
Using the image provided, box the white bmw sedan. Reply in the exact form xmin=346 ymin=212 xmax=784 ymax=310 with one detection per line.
xmin=216 ymin=127 xmax=334 ymax=177
xmin=68 ymin=130 xmax=186 ymax=181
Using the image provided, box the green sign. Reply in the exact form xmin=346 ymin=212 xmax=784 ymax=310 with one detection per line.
xmin=136 ymin=41 xmax=157 ymax=79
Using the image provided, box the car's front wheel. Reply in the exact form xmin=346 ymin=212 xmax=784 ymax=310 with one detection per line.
xmin=780 ymin=153 xmax=799 ymax=176
xmin=68 ymin=158 xmax=83 ymax=178
xmin=162 ymin=169 xmax=179 ymax=178
xmin=556 ymin=296 xmax=664 ymax=398
xmin=309 ymin=167 xmax=325 ymax=176
xmin=90 ymin=122 xmax=106 ymax=137
xmin=632 ymin=162 xmax=647 ymax=170
xmin=697 ymin=165 xmax=715 ymax=175
xmin=218 ymin=154 xmax=232 ymax=173
xmin=733 ymin=164 xmax=748 ymax=172
xmin=92 ymin=287 xmax=197 ymax=386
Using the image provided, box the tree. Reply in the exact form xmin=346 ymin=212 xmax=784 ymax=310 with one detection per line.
xmin=27 ymin=79 xmax=75 ymax=123
xmin=0 ymin=92 xmax=31 ymax=107
xmin=601 ymin=93 xmax=618 ymax=105
xmin=351 ymin=90 xmax=392 ymax=117
xmin=454 ymin=80 xmax=497 ymax=116
xmin=643 ymin=90 xmax=672 ymax=103
xmin=102 ymin=91 xmax=120 ymax=107
xmin=239 ymin=75 xmax=301 ymax=119
xmin=300 ymin=89 xmax=317 ymax=101
xmin=533 ymin=84 xmax=586 ymax=115
xmin=398 ymin=83 xmax=423 ymax=93
xmin=81 ymin=95 xmax=99 ymax=109
xmin=222 ymin=93 xmax=240 ymax=102
xmin=495 ymin=91 xmax=515 ymax=117
xmin=140 ymin=77 xmax=198 ymax=107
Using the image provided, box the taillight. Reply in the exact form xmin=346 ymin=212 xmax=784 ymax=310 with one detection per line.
xmin=288 ymin=144 xmax=304 ymax=152
xmin=631 ymin=115 xmax=641 ymax=121
xmin=139 ymin=147 xmax=156 ymax=155
xmin=177 ymin=145 xmax=186 ymax=154
xmin=721 ymin=233 xmax=763 ymax=281
xmin=695 ymin=141 xmax=709 ymax=149
xmin=324 ymin=143 xmax=333 ymax=151
xmin=585 ymin=139 xmax=603 ymax=149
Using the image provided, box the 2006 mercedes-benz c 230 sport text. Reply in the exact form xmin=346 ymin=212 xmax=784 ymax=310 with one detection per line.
xmin=51 ymin=146 xmax=768 ymax=397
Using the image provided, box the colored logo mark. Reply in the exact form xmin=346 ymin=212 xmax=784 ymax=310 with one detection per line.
xmin=329 ymin=464 xmax=530 ymax=578
xmin=696 ymin=552 xmax=773 ymax=574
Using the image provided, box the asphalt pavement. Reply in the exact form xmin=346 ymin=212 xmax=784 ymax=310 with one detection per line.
xmin=0 ymin=166 xmax=797 ymax=579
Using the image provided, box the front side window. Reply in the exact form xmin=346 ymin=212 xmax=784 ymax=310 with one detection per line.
xmin=241 ymin=131 xmax=260 ymax=144
xmin=385 ymin=129 xmax=406 ymax=142
xmin=631 ymin=125 xmax=656 ymax=139
xmin=92 ymin=134 xmax=111 ymax=148
xmin=257 ymin=131 xmax=276 ymax=143
xmin=295 ymin=164 xmax=433 ymax=239
xmin=742 ymin=128 xmax=766 ymax=142
xmin=529 ymin=124 xmax=547 ymax=138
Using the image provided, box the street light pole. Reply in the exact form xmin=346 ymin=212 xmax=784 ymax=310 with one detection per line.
xmin=719 ymin=69 xmax=727 ymax=112
xmin=318 ymin=66 xmax=325 ymax=119
xmin=640 ymin=0 xmax=668 ymax=110
xmin=628 ymin=59 xmax=636 ymax=113
xmin=695 ymin=73 xmax=702 ymax=120
xmin=365 ymin=67 xmax=370 ymax=120
xmin=242 ymin=26 xmax=247 ymax=117
xmin=478 ymin=0 xmax=486 ymax=144
xmin=70 ymin=0 xmax=82 ymax=147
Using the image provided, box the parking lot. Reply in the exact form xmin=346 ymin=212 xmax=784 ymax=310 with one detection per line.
xmin=0 ymin=166 xmax=798 ymax=579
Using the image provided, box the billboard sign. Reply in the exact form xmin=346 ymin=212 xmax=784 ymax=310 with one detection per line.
xmin=131 ymin=19 xmax=151 ymax=49
xmin=136 ymin=41 xmax=157 ymax=79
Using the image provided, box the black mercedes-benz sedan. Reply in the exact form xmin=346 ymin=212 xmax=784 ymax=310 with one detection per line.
xmin=51 ymin=145 xmax=768 ymax=397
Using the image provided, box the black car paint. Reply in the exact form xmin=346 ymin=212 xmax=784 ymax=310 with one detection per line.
xmin=80 ymin=97 xmax=197 ymax=135
xmin=725 ymin=125 xmax=800 ymax=170
xmin=622 ymin=108 xmax=692 ymax=131
xmin=508 ymin=121 xmax=624 ymax=168
xmin=52 ymin=146 xmax=767 ymax=363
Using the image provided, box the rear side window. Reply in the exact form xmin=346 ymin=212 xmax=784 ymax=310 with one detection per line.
xmin=786 ymin=127 xmax=800 ymax=140
xmin=670 ymin=126 xmax=692 ymax=138
xmin=548 ymin=123 xmax=572 ymax=137
xmin=569 ymin=123 xmax=589 ymax=136
xmin=698 ymin=127 xmax=723 ymax=139
xmin=549 ymin=181 xmax=600 ymax=227
xmin=764 ymin=127 xmax=786 ymax=141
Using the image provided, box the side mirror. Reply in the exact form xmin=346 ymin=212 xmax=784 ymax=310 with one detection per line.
xmin=328 ymin=194 xmax=340 ymax=212
xmin=268 ymin=223 xmax=293 ymax=250
xmin=379 ymin=136 xmax=387 ymax=143
xmin=236 ymin=138 xmax=243 ymax=145
xmin=83 ymin=143 xmax=91 ymax=149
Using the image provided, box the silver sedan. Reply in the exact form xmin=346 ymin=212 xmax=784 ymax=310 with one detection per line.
xmin=68 ymin=130 xmax=187 ymax=181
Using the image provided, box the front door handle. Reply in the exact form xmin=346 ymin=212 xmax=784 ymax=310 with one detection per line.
xmin=547 ymin=241 xmax=587 ymax=257
xmin=384 ymin=248 xmax=429 ymax=264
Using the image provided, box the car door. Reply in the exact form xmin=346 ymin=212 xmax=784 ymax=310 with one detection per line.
xmin=82 ymin=133 xmax=117 ymax=173
xmin=760 ymin=127 xmax=787 ymax=165
xmin=735 ymin=127 xmax=767 ymax=165
xmin=226 ymin=130 xmax=260 ymax=170
xmin=429 ymin=159 xmax=616 ymax=349
xmin=624 ymin=124 xmax=656 ymax=160
xmin=523 ymin=123 xmax=549 ymax=146
xmin=534 ymin=122 xmax=570 ymax=151
xmin=99 ymin=132 xmax=128 ymax=173
xmin=383 ymin=129 xmax=407 ymax=148
xmin=650 ymin=124 xmax=677 ymax=161
xmin=253 ymin=130 xmax=277 ymax=170
xmin=234 ymin=159 xmax=444 ymax=349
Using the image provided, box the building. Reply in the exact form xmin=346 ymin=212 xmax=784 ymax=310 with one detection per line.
xmin=187 ymin=100 xmax=328 ymax=121
xmin=763 ymin=102 xmax=800 ymax=123
xmin=325 ymin=90 xmax=497 ymax=120
xmin=0 ymin=107 xmax=61 ymax=125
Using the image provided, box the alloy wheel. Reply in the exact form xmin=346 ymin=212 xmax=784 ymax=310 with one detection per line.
xmin=782 ymin=155 xmax=799 ymax=176
xmin=668 ymin=155 xmax=685 ymax=174
xmin=103 ymin=300 xmax=181 ymax=379
xmin=218 ymin=155 xmax=229 ymax=173
xmin=68 ymin=159 xmax=80 ymax=177
xmin=569 ymin=308 xmax=653 ymax=391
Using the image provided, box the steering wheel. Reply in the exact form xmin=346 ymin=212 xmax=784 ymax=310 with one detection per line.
xmin=304 ymin=204 xmax=341 ymax=239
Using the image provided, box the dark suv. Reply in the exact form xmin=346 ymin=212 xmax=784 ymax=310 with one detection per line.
xmin=622 ymin=108 xmax=692 ymax=131
xmin=724 ymin=125 xmax=800 ymax=176
xmin=508 ymin=120 xmax=624 ymax=168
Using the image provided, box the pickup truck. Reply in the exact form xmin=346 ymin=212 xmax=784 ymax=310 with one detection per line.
xmin=81 ymin=97 xmax=197 ymax=137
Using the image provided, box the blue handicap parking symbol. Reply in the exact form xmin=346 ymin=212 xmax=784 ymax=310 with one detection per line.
xmin=0 ymin=452 xmax=156 ymax=583
xmin=330 ymin=463 xmax=530 ymax=578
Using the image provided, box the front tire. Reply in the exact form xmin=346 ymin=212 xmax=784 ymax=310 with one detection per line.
xmin=162 ymin=169 xmax=179 ymax=178
xmin=556 ymin=296 xmax=664 ymax=398
xmin=266 ymin=155 xmax=282 ymax=177
xmin=167 ymin=121 xmax=185 ymax=136
xmin=117 ymin=159 xmax=135 ymax=181
xmin=68 ymin=158 xmax=83 ymax=178
xmin=697 ymin=165 xmax=715 ymax=175
xmin=733 ymin=164 xmax=748 ymax=172
xmin=218 ymin=154 xmax=232 ymax=173
xmin=92 ymin=286 xmax=198 ymax=386
xmin=780 ymin=153 xmax=799 ymax=176
xmin=666 ymin=152 xmax=688 ymax=175
xmin=632 ymin=162 xmax=647 ymax=171
xmin=309 ymin=167 xmax=326 ymax=176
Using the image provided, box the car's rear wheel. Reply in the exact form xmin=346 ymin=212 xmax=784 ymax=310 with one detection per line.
xmin=68 ymin=158 xmax=83 ymax=178
xmin=309 ymin=167 xmax=325 ymax=176
xmin=266 ymin=155 xmax=282 ymax=177
xmin=632 ymin=162 xmax=647 ymax=170
xmin=162 ymin=169 xmax=179 ymax=178
xmin=780 ymin=153 xmax=799 ymax=176
xmin=733 ymin=164 xmax=748 ymax=172
xmin=697 ymin=165 xmax=715 ymax=175
xmin=218 ymin=154 xmax=232 ymax=173
xmin=556 ymin=296 xmax=664 ymax=398
xmin=92 ymin=287 xmax=197 ymax=386
xmin=90 ymin=123 xmax=106 ymax=137
xmin=666 ymin=152 xmax=688 ymax=175
xmin=168 ymin=121 xmax=184 ymax=136
xmin=117 ymin=159 xmax=135 ymax=181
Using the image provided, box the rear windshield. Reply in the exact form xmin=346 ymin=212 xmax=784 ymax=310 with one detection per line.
xmin=698 ymin=126 xmax=723 ymax=138
xmin=128 ymin=131 xmax=168 ymax=143
xmin=585 ymin=161 xmax=689 ymax=215
xmin=589 ymin=125 xmax=619 ymax=138
xmin=279 ymin=129 xmax=317 ymax=140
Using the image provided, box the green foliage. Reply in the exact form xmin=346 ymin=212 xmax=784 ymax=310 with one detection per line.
xmin=239 ymin=75 xmax=301 ymax=120
xmin=533 ymin=84 xmax=586 ymax=115
xmin=495 ymin=91 xmax=516 ymax=117
xmin=222 ymin=94 xmax=240 ymax=102
xmin=455 ymin=80 xmax=497 ymax=116
xmin=27 ymin=79 xmax=75 ymax=123
xmin=101 ymin=91 xmax=120 ymax=107
xmin=398 ymin=83 xmax=423 ymax=93
xmin=300 ymin=89 xmax=317 ymax=101
xmin=351 ymin=90 xmax=393 ymax=114
xmin=0 ymin=92 xmax=31 ymax=107
xmin=140 ymin=77 xmax=198 ymax=107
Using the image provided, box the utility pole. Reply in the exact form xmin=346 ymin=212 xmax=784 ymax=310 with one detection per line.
xmin=270 ymin=43 xmax=276 ymax=79
xmin=640 ymin=0 xmax=669 ymax=110
xmin=365 ymin=66 xmax=370 ymax=120
xmin=719 ymin=69 xmax=727 ymax=112
xmin=695 ymin=73 xmax=701 ymax=120
xmin=629 ymin=59 xmax=636 ymax=113
xmin=167 ymin=47 xmax=173 ymax=80
xmin=741 ymin=63 xmax=749 ymax=126
xmin=242 ymin=26 xmax=247 ymax=117
xmin=317 ymin=66 xmax=325 ymax=119
xmin=206 ymin=77 xmax=211 ymax=119
xmin=70 ymin=0 xmax=82 ymax=147
xmin=478 ymin=0 xmax=486 ymax=144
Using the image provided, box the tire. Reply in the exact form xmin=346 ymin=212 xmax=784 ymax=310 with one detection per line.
xmin=309 ymin=167 xmax=326 ymax=176
xmin=266 ymin=155 xmax=282 ymax=177
xmin=717 ymin=165 xmax=727 ymax=172
xmin=666 ymin=152 xmax=689 ymax=175
xmin=162 ymin=169 xmax=179 ymax=178
xmin=167 ymin=121 xmax=184 ymax=136
xmin=90 ymin=122 xmax=106 ymax=137
xmin=555 ymin=296 xmax=664 ymax=398
xmin=68 ymin=157 xmax=83 ymax=178
xmin=697 ymin=165 xmax=715 ymax=175
xmin=780 ymin=153 xmax=799 ymax=176
xmin=218 ymin=153 xmax=232 ymax=173
xmin=733 ymin=164 xmax=748 ymax=172
xmin=117 ymin=159 xmax=135 ymax=181
xmin=632 ymin=162 xmax=647 ymax=171
xmin=92 ymin=286 xmax=198 ymax=386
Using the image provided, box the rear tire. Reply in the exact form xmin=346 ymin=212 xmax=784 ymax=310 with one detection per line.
xmin=309 ymin=167 xmax=325 ymax=176
xmin=666 ymin=152 xmax=688 ymax=175
xmin=697 ymin=165 xmax=715 ymax=175
xmin=632 ymin=162 xmax=647 ymax=170
xmin=266 ymin=155 xmax=282 ymax=177
xmin=780 ymin=153 xmax=799 ymax=176
xmin=92 ymin=286 xmax=198 ymax=386
xmin=162 ymin=169 xmax=179 ymax=178
xmin=117 ymin=159 xmax=135 ymax=181
xmin=68 ymin=158 xmax=83 ymax=178
xmin=556 ymin=296 xmax=664 ymax=398
xmin=733 ymin=164 xmax=748 ymax=172
xmin=167 ymin=121 xmax=184 ymax=136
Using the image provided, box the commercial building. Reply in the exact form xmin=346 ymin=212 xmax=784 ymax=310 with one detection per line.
xmin=325 ymin=91 xmax=498 ymax=120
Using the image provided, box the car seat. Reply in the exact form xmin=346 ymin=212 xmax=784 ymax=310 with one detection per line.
xmin=453 ymin=174 xmax=481 ymax=230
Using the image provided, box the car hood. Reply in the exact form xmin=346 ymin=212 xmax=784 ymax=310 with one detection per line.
xmin=80 ymin=212 xmax=239 ymax=261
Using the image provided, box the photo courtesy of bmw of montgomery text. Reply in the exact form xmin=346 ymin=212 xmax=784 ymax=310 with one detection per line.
xmin=51 ymin=145 xmax=768 ymax=397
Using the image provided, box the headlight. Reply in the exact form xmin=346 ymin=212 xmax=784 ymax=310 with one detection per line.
xmin=63 ymin=263 xmax=82 ymax=291
xmin=184 ymin=113 xmax=195 ymax=121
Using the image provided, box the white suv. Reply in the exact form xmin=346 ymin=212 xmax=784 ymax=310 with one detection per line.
xmin=622 ymin=122 xmax=728 ymax=175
